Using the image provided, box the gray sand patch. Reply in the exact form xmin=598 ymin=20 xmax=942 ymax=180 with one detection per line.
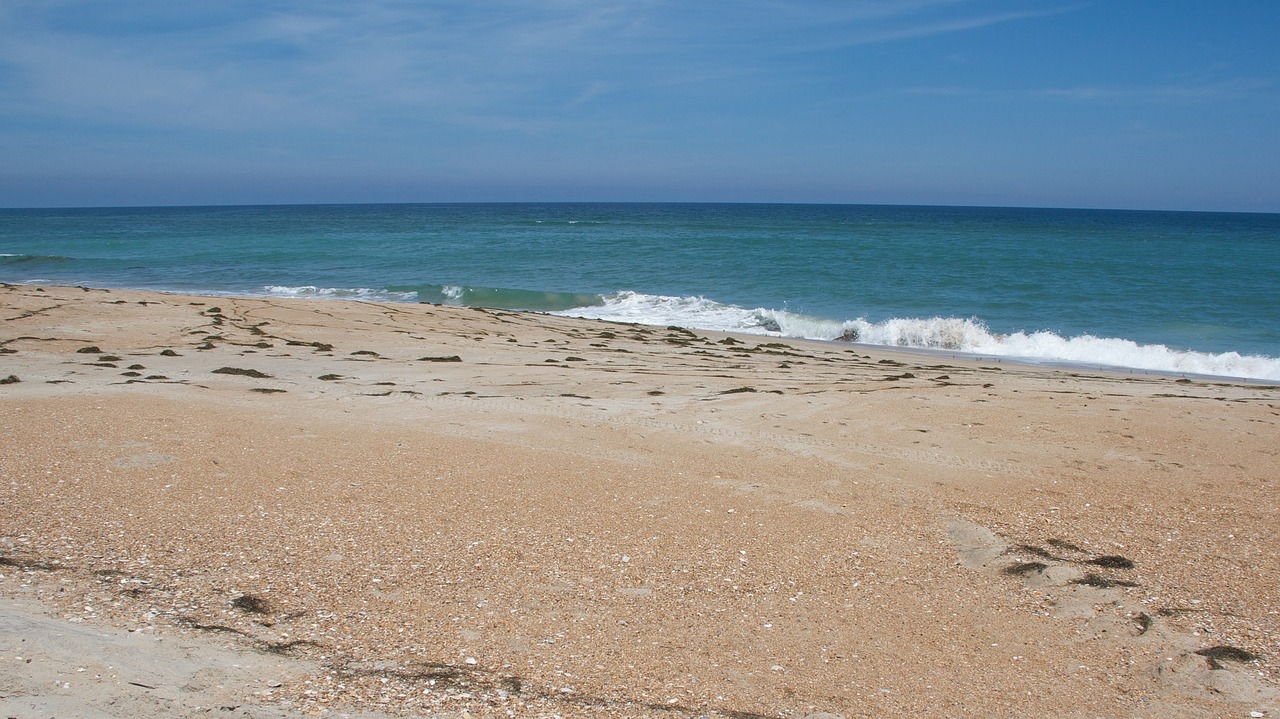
xmin=0 ymin=598 xmax=320 ymax=719
xmin=947 ymin=518 xmax=1007 ymax=569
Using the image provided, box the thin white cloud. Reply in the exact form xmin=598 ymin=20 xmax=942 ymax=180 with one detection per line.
xmin=3 ymin=0 xmax=1274 ymax=212
xmin=1041 ymin=78 xmax=1274 ymax=103
xmin=564 ymin=81 xmax=615 ymax=109
xmin=840 ymin=6 xmax=1077 ymax=46
xmin=652 ymin=1 xmax=1081 ymax=53
xmin=0 ymin=0 xmax=1086 ymax=137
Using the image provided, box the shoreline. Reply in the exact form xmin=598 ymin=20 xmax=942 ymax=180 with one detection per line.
xmin=829 ymin=340 xmax=1280 ymax=386
xmin=6 ymin=280 xmax=1277 ymax=385
xmin=3 ymin=283 xmax=1279 ymax=718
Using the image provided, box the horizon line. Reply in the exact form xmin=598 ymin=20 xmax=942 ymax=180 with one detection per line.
xmin=3 ymin=200 xmax=1277 ymax=216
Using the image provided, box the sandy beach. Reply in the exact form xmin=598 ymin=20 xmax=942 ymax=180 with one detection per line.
xmin=2 ymin=282 xmax=1278 ymax=718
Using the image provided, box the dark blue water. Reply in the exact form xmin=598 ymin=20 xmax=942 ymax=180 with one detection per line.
xmin=3 ymin=203 xmax=1278 ymax=379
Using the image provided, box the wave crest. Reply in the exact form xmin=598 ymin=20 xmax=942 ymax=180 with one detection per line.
xmin=245 ymin=286 xmax=1279 ymax=381
xmin=261 ymin=285 xmax=419 ymax=302
xmin=0 ymin=253 xmax=73 ymax=264
xmin=556 ymin=292 xmax=1280 ymax=381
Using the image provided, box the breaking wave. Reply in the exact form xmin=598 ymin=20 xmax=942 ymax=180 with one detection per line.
xmin=553 ymin=291 xmax=1280 ymax=382
xmin=246 ymin=285 xmax=1279 ymax=381
xmin=260 ymin=285 xmax=420 ymax=302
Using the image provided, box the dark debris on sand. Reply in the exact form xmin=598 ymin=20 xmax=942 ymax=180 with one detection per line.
xmin=213 ymin=366 xmax=272 ymax=378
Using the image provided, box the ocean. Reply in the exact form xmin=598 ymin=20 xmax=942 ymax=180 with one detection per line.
xmin=3 ymin=203 xmax=1279 ymax=381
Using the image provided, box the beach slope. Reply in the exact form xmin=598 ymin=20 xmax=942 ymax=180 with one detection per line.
xmin=2 ymin=284 xmax=1278 ymax=718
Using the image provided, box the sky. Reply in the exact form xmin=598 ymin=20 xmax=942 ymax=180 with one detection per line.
xmin=1 ymin=1 xmax=1277 ymax=211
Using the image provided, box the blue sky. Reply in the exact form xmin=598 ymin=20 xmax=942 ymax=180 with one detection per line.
xmin=1 ymin=1 xmax=1277 ymax=211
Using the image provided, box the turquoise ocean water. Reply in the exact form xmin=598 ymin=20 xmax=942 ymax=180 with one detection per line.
xmin=2 ymin=203 xmax=1279 ymax=381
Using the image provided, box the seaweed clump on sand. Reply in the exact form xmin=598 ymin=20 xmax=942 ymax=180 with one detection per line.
xmin=1015 ymin=544 xmax=1057 ymax=559
xmin=1003 ymin=561 xmax=1048 ymax=576
xmin=213 ymin=366 xmax=272 ymax=378
xmin=1196 ymin=645 xmax=1259 ymax=669
xmin=232 ymin=594 xmax=272 ymax=614
xmin=1071 ymin=573 xmax=1139 ymax=589
xmin=1134 ymin=612 xmax=1154 ymax=635
xmin=286 ymin=340 xmax=334 ymax=352
xmin=1089 ymin=554 xmax=1135 ymax=569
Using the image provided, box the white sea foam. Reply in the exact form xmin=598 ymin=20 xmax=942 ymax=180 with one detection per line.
xmin=554 ymin=291 xmax=1280 ymax=381
xmin=554 ymin=291 xmax=797 ymax=334
xmin=440 ymin=285 xmax=465 ymax=303
xmin=260 ymin=285 xmax=419 ymax=303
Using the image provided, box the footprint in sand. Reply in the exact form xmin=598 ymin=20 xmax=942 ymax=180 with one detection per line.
xmin=949 ymin=516 xmax=1277 ymax=712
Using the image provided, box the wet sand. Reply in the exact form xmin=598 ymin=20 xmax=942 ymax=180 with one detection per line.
xmin=2 ymin=283 xmax=1278 ymax=718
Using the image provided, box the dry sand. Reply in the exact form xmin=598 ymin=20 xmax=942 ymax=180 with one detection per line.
xmin=1 ymin=282 xmax=1278 ymax=718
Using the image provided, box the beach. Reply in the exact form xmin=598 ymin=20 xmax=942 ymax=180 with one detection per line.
xmin=2 ymin=282 xmax=1278 ymax=718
